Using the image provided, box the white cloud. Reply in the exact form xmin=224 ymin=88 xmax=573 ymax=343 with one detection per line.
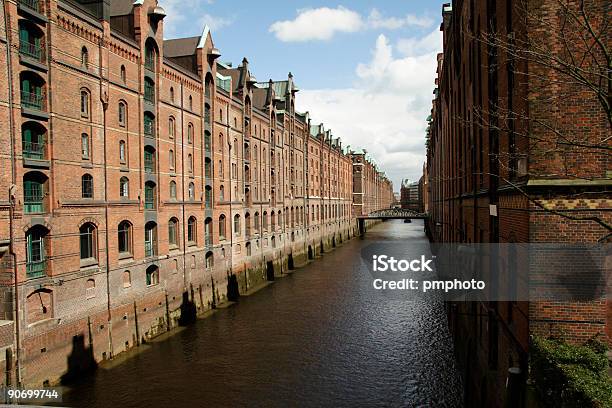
xmin=298 ymin=33 xmax=440 ymax=188
xmin=396 ymin=28 xmax=442 ymax=57
xmin=367 ymin=9 xmax=433 ymax=30
xmin=269 ymin=7 xmax=433 ymax=42
xmin=161 ymin=0 xmax=231 ymax=39
xmin=269 ymin=6 xmax=363 ymax=42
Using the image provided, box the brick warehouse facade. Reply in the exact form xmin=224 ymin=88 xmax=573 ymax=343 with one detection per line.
xmin=0 ymin=0 xmax=394 ymax=386
xmin=426 ymin=1 xmax=611 ymax=407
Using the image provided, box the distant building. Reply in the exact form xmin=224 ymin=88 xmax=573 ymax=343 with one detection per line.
xmin=400 ymin=179 xmax=422 ymax=212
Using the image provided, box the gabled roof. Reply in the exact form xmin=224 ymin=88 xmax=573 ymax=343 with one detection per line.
xmin=164 ymin=36 xmax=199 ymax=57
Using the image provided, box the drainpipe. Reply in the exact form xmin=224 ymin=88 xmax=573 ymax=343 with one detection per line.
xmin=100 ymin=49 xmax=113 ymax=360
xmin=4 ymin=1 xmax=20 ymax=386
xmin=180 ymin=83 xmax=186 ymax=292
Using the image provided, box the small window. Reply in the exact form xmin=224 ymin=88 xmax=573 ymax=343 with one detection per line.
xmin=187 ymin=216 xmax=196 ymax=244
xmin=168 ymin=217 xmax=179 ymax=247
xmin=188 ymin=154 xmax=193 ymax=173
xmin=169 ymin=149 xmax=175 ymax=170
xmin=80 ymin=89 xmax=90 ymax=117
xmin=169 ymin=117 xmax=175 ymax=138
xmin=119 ymin=140 xmax=126 ymax=162
xmin=119 ymin=176 xmax=129 ymax=197
xmin=86 ymin=279 xmax=95 ymax=299
xmin=81 ymin=133 xmax=89 ymax=158
xmin=169 ymin=180 xmax=177 ymax=199
xmin=188 ymin=182 xmax=195 ymax=200
xmin=189 ymin=95 xmax=193 ymax=110
xmin=234 ymin=214 xmax=240 ymax=235
xmin=170 ymin=87 xmax=175 ymax=102
xmin=219 ymin=214 xmax=226 ymax=239
xmin=123 ymin=270 xmax=131 ymax=288
xmin=146 ymin=266 xmax=159 ymax=286
xmin=118 ymin=220 xmax=132 ymax=254
xmin=219 ymin=185 xmax=224 ymax=201
xmin=81 ymin=47 xmax=89 ymax=68
xmin=187 ymin=123 xmax=193 ymax=144
xmin=120 ymin=65 xmax=126 ymax=83
xmin=79 ymin=222 xmax=97 ymax=261
xmin=118 ymin=102 xmax=126 ymax=126
xmin=81 ymin=174 xmax=93 ymax=198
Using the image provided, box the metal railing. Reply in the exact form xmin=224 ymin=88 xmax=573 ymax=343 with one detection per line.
xmin=144 ymin=241 xmax=155 ymax=257
xmin=24 ymin=197 xmax=43 ymax=213
xmin=26 ymin=260 xmax=45 ymax=278
xmin=23 ymin=141 xmax=45 ymax=159
xmin=144 ymin=121 xmax=155 ymax=137
xmin=19 ymin=40 xmax=45 ymax=62
xmin=144 ymin=87 xmax=155 ymax=103
xmin=21 ymin=91 xmax=46 ymax=111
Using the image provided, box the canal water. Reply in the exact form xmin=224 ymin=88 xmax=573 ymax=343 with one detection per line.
xmin=63 ymin=220 xmax=462 ymax=407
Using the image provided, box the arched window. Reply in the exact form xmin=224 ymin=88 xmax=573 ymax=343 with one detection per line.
xmin=219 ymin=214 xmax=226 ymax=239
xmin=146 ymin=265 xmax=159 ymax=286
xmin=118 ymin=101 xmax=126 ymax=126
xmin=81 ymin=46 xmax=88 ymax=68
xmin=144 ymin=181 xmax=156 ymax=209
xmin=168 ymin=217 xmax=179 ymax=248
xmin=187 ymin=123 xmax=194 ymax=144
xmin=144 ymin=222 xmax=157 ymax=257
xmin=218 ymin=160 xmax=223 ymax=178
xmin=81 ymin=174 xmax=93 ymax=198
xmin=218 ymin=134 xmax=224 ymax=152
xmin=79 ymin=222 xmax=97 ymax=262
xmin=205 ymin=251 xmax=214 ymax=269
xmin=254 ymin=212 xmax=260 ymax=232
xmin=189 ymin=95 xmax=193 ymax=110
xmin=145 ymin=39 xmax=157 ymax=71
xmin=21 ymin=121 xmax=46 ymax=160
xmin=234 ymin=214 xmax=240 ymax=235
xmin=188 ymin=154 xmax=193 ymax=173
xmin=119 ymin=176 xmax=129 ymax=197
xmin=219 ymin=185 xmax=224 ymax=202
xmin=25 ymin=225 xmax=48 ymax=277
xmin=81 ymin=133 xmax=89 ymax=158
xmin=119 ymin=140 xmax=126 ymax=163
xmin=118 ymin=220 xmax=132 ymax=255
xmin=271 ymin=211 xmax=276 ymax=230
xmin=262 ymin=211 xmax=268 ymax=230
xmin=144 ymin=111 xmax=155 ymax=136
xmin=169 ymin=180 xmax=177 ymax=199
xmin=204 ymin=217 xmax=212 ymax=245
xmin=168 ymin=116 xmax=175 ymax=138
xmin=187 ymin=216 xmax=197 ymax=244
xmin=120 ymin=65 xmax=126 ymax=83
xmin=169 ymin=149 xmax=175 ymax=170
xmin=123 ymin=270 xmax=131 ymax=288
xmin=144 ymin=146 xmax=155 ymax=173
xmin=80 ymin=89 xmax=90 ymax=117
xmin=170 ymin=86 xmax=175 ymax=102
xmin=246 ymin=242 xmax=252 ymax=256
xmin=188 ymin=182 xmax=195 ymax=200
xmin=86 ymin=279 xmax=95 ymax=299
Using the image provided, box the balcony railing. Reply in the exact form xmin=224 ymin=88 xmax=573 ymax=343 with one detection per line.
xmin=144 ymin=160 xmax=154 ymax=173
xmin=20 ymin=0 xmax=43 ymax=14
xmin=204 ymin=135 xmax=211 ymax=151
xmin=21 ymin=91 xmax=46 ymax=111
xmin=144 ymin=241 xmax=155 ymax=257
xmin=26 ymin=260 xmax=45 ymax=278
xmin=144 ymin=88 xmax=155 ymax=103
xmin=19 ymin=41 xmax=45 ymax=63
xmin=24 ymin=194 xmax=43 ymax=213
xmin=23 ymin=141 xmax=45 ymax=159
xmin=144 ymin=121 xmax=155 ymax=137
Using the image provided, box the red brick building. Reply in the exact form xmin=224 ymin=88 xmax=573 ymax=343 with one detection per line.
xmin=426 ymin=1 xmax=611 ymax=406
xmin=0 ymin=0 xmax=394 ymax=386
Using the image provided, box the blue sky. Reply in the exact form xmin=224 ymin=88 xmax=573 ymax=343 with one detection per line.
xmin=162 ymin=0 xmax=446 ymax=189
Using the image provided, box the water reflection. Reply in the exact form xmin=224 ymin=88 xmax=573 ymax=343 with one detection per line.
xmin=64 ymin=220 xmax=462 ymax=407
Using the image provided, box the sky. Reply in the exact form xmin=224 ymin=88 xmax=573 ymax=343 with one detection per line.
xmin=161 ymin=0 xmax=446 ymax=191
